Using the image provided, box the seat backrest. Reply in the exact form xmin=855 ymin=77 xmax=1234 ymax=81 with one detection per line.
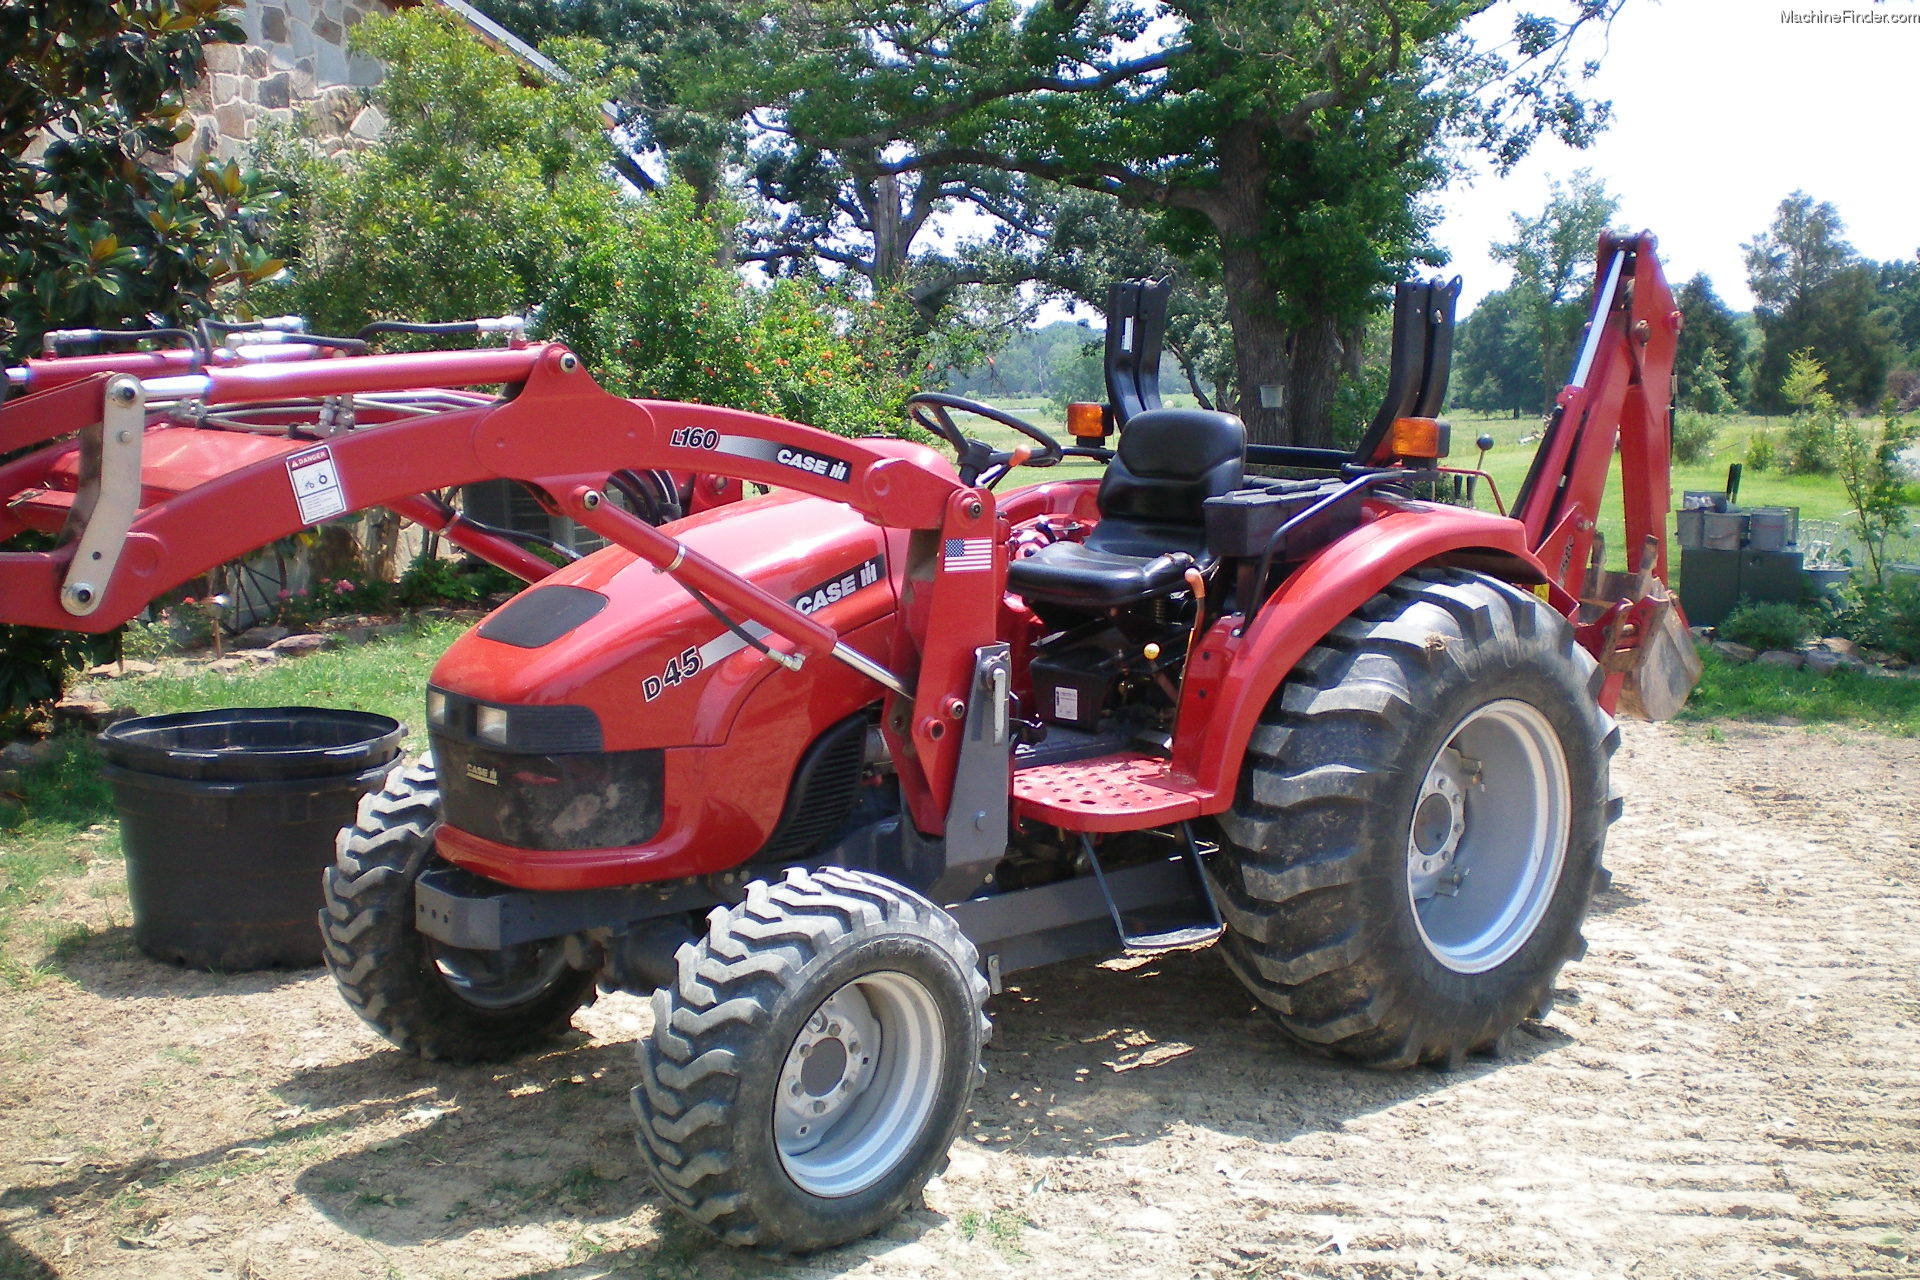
xmin=1097 ymin=407 xmax=1246 ymax=527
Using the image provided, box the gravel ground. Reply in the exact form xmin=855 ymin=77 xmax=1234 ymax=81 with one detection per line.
xmin=2 ymin=718 xmax=1916 ymax=1280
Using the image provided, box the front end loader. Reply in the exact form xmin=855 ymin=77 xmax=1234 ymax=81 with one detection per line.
xmin=0 ymin=235 xmax=1694 ymax=1252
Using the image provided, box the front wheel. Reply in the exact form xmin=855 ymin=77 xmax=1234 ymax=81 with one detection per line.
xmin=320 ymin=759 xmax=597 ymax=1063
xmin=1208 ymin=568 xmax=1619 ymax=1069
xmin=633 ymin=867 xmax=990 ymax=1252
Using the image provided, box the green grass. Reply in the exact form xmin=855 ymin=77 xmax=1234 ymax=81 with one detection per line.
xmin=109 ymin=616 xmax=468 ymax=729
xmin=1677 ymin=650 xmax=1920 ymax=736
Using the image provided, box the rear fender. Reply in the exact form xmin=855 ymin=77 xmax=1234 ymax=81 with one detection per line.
xmin=1172 ymin=503 xmax=1551 ymax=804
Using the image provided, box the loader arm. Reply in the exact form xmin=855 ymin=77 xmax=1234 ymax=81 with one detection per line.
xmin=0 ymin=339 xmax=1002 ymax=831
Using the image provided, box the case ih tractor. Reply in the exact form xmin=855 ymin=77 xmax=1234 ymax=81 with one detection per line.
xmin=0 ymin=234 xmax=1695 ymax=1252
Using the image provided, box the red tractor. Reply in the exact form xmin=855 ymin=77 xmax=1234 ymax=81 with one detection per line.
xmin=0 ymin=235 xmax=1694 ymax=1252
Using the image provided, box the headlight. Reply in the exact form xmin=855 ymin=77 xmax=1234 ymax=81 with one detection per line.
xmin=475 ymin=705 xmax=510 ymax=745
xmin=426 ymin=689 xmax=449 ymax=726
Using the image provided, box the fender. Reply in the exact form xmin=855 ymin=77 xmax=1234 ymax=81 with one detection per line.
xmin=1171 ymin=502 xmax=1551 ymax=805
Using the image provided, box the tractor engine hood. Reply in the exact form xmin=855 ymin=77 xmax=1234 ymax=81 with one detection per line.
xmin=428 ymin=489 xmax=904 ymax=755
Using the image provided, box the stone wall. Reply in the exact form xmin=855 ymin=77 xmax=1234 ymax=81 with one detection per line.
xmin=185 ymin=0 xmax=394 ymax=158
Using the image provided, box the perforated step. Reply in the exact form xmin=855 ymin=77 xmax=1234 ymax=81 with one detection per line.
xmin=1012 ymin=752 xmax=1209 ymax=833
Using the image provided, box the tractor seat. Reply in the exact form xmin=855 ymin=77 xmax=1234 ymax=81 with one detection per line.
xmin=1009 ymin=407 xmax=1245 ymax=610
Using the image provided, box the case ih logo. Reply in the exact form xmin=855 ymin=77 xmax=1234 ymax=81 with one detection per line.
xmin=693 ymin=431 xmax=855 ymax=484
xmin=793 ymin=556 xmax=883 ymax=615
xmin=773 ymin=446 xmax=851 ymax=482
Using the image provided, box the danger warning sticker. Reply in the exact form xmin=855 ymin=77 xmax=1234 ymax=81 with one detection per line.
xmin=285 ymin=445 xmax=347 ymax=525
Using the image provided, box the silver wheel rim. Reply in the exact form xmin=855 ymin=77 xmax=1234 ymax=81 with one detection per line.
xmin=1406 ymin=699 xmax=1571 ymax=974
xmin=774 ymin=970 xmax=945 ymax=1198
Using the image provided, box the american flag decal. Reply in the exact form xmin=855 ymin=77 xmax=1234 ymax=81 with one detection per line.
xmin=942 ymin=538 xmax=993 ymax=573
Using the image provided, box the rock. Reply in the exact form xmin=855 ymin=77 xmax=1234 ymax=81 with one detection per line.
xmin=52 ymin=698 xmax=136 ymax=732
xmin=1815 ymin=636 xmax=1858 ymax=656
xmin=202 ymin=657 xmax=250 ymax=673
xmin=231 ymin=625 xmax=291 ymax=650
xmin=1802 ymin=650 xmax=1841 ymax=676
xmin=238 ymin=649 xmax=279 ymax=665
xmin=85 ymin=659 xmax=158 ymax=679
xmin=1887 ymin=655 xmax=1911 ymax=672
xmin=1837 ymin=652 xmax=1869 ymax=672
xmin=1710 ymin=640 xmax=1757 ymax=664
xmin=2 ymin=739 xmax=61 ymax=769
xmin=1756 ymin=650 xmax=1804 ymax=670
xmin=369 ymin=623 xmax=407 ymax=640
xmin=1690 ymin=625 xmax=1714 ymax=642
xmin=267 ymin=632 xmax=334 ymax=656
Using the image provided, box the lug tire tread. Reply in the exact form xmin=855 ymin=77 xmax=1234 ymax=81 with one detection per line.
xmin=632 ymin=867 xmax=989 ymax=1252
xmin=318 ymin=759 xmax=596 ymax=1063
xmin=1207 ymin=569 xmax=1618 ymax=1068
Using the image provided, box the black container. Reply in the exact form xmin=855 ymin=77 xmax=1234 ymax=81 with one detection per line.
xmin=98 ymin=708 xmax=403 ymax=970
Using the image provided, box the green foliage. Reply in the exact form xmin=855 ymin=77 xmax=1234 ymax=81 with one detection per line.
xmin=0 ymin=0 xmax=284 ymax=359
xmin=1718 ymin=600 xmax=1815 ymax=653
xmin=1746 ymin=426 xmax=1777 ymax=472
xmin=1674 ymin=274 xmax=1751 ymax=411
xmin=1778 ymin=351 xmax=1843 ymax=475
xmin=652 ymin=0 xmax=1617 ymax=444
xmin=541 ymin=195 xmax=913 ymax=435
xmin=1744 ymin=193 xmax=1894 ymax=410
xmin=1832 ymin=402 xmax=1918 ymax=585
xmin=395 ymin=555 xmax=511 ymax=608
xmin=1672 ymin=411 xmax=1721 ymax=466
xmin=1846 ymin=579 xmax=1920 ymax=662
xmin=1493 ymin=170 xmax=1620 ymax=413
xmin=1452 ymin=286 xmax=1539 ymax=415
xmin=264 ymin=8 xmax=909 ymax=435
xmin=1679 ymin=650 xmax=1920 ymax=737
xmin=0 ymin=626 xmax=114 ymax=732
xmin=256 ymin=7 xmax=619 ymax=331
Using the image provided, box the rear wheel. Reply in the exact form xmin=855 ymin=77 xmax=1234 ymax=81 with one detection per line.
xmin=1209 ymin=568 xmax=1618 ymax=1068
xmin=320 ymin=759 xmax=597 ymax=1063
xmin=633 ymin=867 xmax=990 ymax=1252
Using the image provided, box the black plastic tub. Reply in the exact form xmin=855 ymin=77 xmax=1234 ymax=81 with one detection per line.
xmin=98 ymin=708 xmax=404 ymax=970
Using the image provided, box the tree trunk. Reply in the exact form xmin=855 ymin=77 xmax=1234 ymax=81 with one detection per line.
xmin=1286 ymin=316 xmax=1348 ymax=450
xmin=1219 ymin=239 xmax=1293 ymax=446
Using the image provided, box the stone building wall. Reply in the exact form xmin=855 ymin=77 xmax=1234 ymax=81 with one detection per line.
xmin=185 ymin=0 xmax=395 ymax=158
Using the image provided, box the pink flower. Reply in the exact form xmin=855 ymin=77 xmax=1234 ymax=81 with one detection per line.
xmin=334 ymin=580 xmax=354 ymax=594
xmin=277 ymin=589 xmax=290 ymax=601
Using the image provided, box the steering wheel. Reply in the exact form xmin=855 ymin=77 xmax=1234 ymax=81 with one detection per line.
xmin=906 ymin=391 xmax=1065 ymax=487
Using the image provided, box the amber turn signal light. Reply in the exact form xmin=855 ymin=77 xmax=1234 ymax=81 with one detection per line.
xmin=1066 ymin=402 xmax=1107 ymax=439
xmin=1388 ymin=416 xmax=1450 ymax=459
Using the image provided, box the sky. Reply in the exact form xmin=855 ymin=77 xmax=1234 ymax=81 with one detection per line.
xmin=1434 ymin=0 xmax=1920 ymax=314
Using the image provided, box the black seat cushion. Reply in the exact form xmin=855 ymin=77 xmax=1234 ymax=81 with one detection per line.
xmin=1009 ymin=408 xmax=1245 ymax=609
xmin=1096 ymin=407 xmax=1247 ymax=524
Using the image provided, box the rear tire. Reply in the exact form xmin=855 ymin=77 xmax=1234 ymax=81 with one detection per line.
xmin=320 ymin=759 xmax=597 ymax=1063
xmin=1209 ymin=568 xmax=1618 ymax=1068
xmin=633 ymin=867 xmax=990 ymax=1252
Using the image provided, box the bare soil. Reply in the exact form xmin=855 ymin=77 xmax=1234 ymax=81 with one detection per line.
xmin=3 ymin=720 xmax=1917 ymax=1280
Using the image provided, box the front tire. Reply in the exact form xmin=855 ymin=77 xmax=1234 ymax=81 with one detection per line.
xmin=633 ymin=867 xmax=990 ymax=1252
xmin=320 ymin=759 xmax=597 ymax=1063
xmin=1209 ymin=568 xmax=1618 ymax=1068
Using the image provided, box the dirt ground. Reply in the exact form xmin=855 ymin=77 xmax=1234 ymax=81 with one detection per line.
xmin=2 ymin=719 xmax=1917 ymax=1280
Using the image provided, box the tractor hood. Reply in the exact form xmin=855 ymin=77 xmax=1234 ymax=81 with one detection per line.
xmin=429 ymin=489 xmax=904 ymax=752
